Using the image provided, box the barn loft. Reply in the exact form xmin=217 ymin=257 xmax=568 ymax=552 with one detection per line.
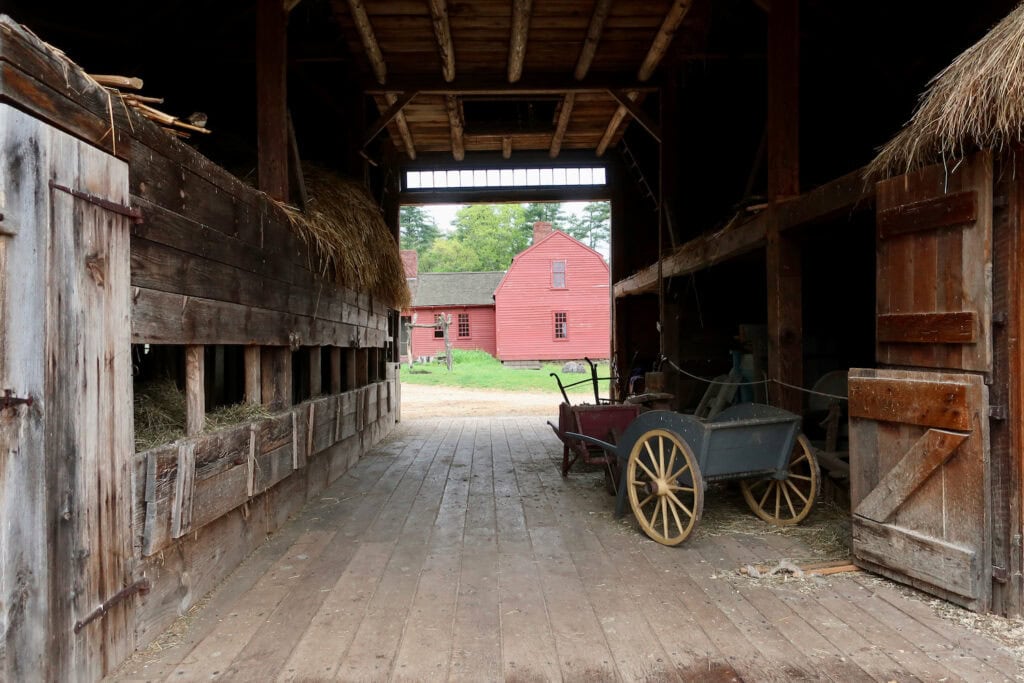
xmin=2 ymin=0 xmax=1024 ymax=679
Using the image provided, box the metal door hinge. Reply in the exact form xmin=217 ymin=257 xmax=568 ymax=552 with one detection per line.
xmin=993 ymin=565 xmax=1009 ymax=583
xmin=989 ymin=405 xmax=1007 ymax=420
xmin=2 ymin=389 xmax=33 ymax=410
xmin=73 ymin=578 xmax=150 ymax=633
xmin=50 ymin=181 xmax=142 ymax=223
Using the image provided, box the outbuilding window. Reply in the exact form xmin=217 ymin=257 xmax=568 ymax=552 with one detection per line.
xmin=458 ymin=313 xmax=470 ymax=338
xmin=552 ymin=260 xmax=566 ymax=288
xmin=434 ymin=314 xmax=444 ymax=338
xmin=554 ymin=312 xmax=568 ymax=340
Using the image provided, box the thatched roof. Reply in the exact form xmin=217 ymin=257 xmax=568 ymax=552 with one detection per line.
xmin=283 ymin=168 xmax=411 ymax=310
xmin=869 ymin=2 xmax=1024 ymax=178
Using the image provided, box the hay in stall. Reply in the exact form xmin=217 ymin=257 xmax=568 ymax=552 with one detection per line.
xmin=281 ymin=167 xmax=411 ymax=310
xmin=134 ymin=378 xmax=269 ymax=451
xmin=868 ymin=2 xmax=1024 ymax=178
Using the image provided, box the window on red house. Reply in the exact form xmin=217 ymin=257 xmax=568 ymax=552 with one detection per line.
xmin=554 ymin=312 xmax=568 ymax=339
xmin=458 ymin=313 xmax=470 ymax=338
xmin=552 ymin=260 xmax=566 ymax=288
xmin=434 ymin=314 xmax=444 ymax=338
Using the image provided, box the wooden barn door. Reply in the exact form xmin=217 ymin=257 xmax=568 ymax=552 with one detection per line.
xmin=0 ymin=105 xmax=135 ymax=680
xmin=849 ymin=151 xmax=993 ymax=612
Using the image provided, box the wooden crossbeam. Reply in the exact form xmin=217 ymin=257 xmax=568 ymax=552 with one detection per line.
xmin=609 ymin=89 xmax=661 ymax=143
xmin=366 ymin=77 xmax=656 ymax=96
xmin=508 ymin=0 xmax=533 ymax=83
xmin=549 ymin=92 xmax=575 ymax=158
xmin=446 ymin=95 xmax=465 ymax=161
xmin=426 ymin=0 xmax=456 ymax=82
xmin=347 ymin=0 xmax=386 ymax=85
xmin=364 ymin=91 xmax=418 ymax=147
xmin=385 ymin=94 xmax=417 ymax=159
xmin=596 ymin=0 xmax=692 ymax=155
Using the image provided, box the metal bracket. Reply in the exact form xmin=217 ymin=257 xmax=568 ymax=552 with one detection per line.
xmin=73 ymin=578 xmax=150 ymax=634
xmin=989 ymin=405 xmax=1007 ymax=421
xmin=50 ymin=181 xmax=143 ymax=223
xmin=2 ymin=389 xmax=33 ymax=410
xmin=993 ymin=565 xmax=1009 ymax=583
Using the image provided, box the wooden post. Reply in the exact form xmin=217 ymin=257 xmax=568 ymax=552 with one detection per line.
xmin=244 ymin=345 xmax=261 ymax=404
xmin=185 ymin=345 xmax=205 ymax=436
xmin=330 ymin=347 xmax=343 ymax=393
xmin=261 ymin=347 xmax=293 ymax=411
xmin=346 ymin=347 xmax=358 ymax=389
xmin=444 ymin=314 xmax=453 ymax=371
xmin=356 ymin=349 xmax=370 ymax=387
xmin=766 ymin=0 xmax=802 ymax=414
xmin=256 ymin=0 xmax=289 ymax=200
xmin=309 ymin=346 xmax=322 ymax=397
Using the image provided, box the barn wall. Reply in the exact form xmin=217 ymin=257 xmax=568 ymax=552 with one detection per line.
xmin=495 ymin=232 xmax=611 ymax=362
xmin=407 ymin=305 xmax=497 ymax=357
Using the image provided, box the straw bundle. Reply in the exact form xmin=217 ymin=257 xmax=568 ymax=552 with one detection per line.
xmin=282 ymin=167 xmax=411 ymax=310
xmin=869 ymin=2 xmax=1024 ymax=178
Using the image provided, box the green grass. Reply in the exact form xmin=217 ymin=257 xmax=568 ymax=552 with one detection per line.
xmin=400 ymin=349 xmax=611 ymax=395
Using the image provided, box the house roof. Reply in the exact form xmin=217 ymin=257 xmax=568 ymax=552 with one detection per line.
xmin=411 ymin=271 xmax=505 ymax=307
xmin=494 ymin=230 xmax=608 ymax=298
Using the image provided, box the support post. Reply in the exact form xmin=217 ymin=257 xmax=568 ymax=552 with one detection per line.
xmin=185 ymin=346 xmax=205 ymax=436
xmin=244 ymin=345 xmax=261 ymax=404
xmin=261 ymin=347 xmax=293 ymax=411
xmin=257 ymin=0 xmax=289 ymax=200
xmin=346 ymin=348 xmax=358 ymax=389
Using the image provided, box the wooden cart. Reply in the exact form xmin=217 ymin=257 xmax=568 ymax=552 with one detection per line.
xmin=569 ymin=404 xmax=821 ymax=546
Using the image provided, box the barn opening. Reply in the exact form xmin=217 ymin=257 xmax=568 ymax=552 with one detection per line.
xmin=3 ymin=0 xmax=1024 ymax=679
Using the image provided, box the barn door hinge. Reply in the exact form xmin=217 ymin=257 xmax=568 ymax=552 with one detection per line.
xmin=73 ymin=578 xmax=150 ymax=634
xmin=49 ymin=181 xmax=142 ymax=223
xmin=989 ymin=405 xmax=1007 ymax=421
xmin=993 ymin=565 xmax=1009 ymax=583
xmin=2 ymin=389 xmax=33 ymax=410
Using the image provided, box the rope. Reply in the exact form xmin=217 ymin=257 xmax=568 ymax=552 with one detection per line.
xmin=660 ymin=357 xmax=848 ymax=402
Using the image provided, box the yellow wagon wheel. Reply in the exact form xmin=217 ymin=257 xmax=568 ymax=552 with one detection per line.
xmin=626 ymin=429 xmax=704 ymax=546
xmin=740 ymin=434 xmax=820 ymax=526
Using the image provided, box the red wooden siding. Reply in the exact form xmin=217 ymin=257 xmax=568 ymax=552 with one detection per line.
xmin=405 ymin=305 xmax=498 ymax=357
xmin=495 ymin=231 xmax=611 ymax=361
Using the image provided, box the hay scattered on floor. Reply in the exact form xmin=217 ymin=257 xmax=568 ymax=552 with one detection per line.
xmin=281 ymin=167 xmax=411 ymax=310
xmin=134 ymin=378 xmax=270 ymax=451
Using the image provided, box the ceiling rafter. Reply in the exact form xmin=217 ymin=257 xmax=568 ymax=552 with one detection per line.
xmin=596 ymin=0 xmax=692 ymax=156
xmin=346 ymin=0 xmax=417 ymax=158
xmin=551 ymin=0 xmax=614 ymax=158
xmin=508 ymin=0 xmax=533 ymax=83
xmin=446 ymin=95 xmax=465 ymax=160
xmin=426 ymin=0 xmax=456 ymax=82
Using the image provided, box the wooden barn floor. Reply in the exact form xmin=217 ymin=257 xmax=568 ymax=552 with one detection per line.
xmin=111 ymin=417 xmax=1022 ymax=682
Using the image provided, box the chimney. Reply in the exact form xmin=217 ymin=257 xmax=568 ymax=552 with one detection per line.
xmin=400 ymin=249 xmax=419 ymax=278
xmin=533 ymin=221 xmax=553 ymax=243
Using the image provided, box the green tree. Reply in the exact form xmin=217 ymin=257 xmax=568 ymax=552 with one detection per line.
xmin=445 ymin=203 xmax=529 ymax=270
xmin=419 ymin=238 xmax=480 ymax=272
xmin=566 ymin=201 xmax=610 ymax=250
xmin=399 ymin=205 xmax=441 ymax=254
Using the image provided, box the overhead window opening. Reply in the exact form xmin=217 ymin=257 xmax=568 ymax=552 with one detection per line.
xmin=404 ymin=166 xmax=607 ymax=191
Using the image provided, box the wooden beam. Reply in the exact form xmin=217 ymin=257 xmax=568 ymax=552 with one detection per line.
xmin=363 ymin=91 xmax=418 ymax=148
xmin=609 ymin=89 xmax=661 ymax=143
xmin=426 ymin=0 xmax=456 ymax=82
xmin=345 ymin=348 xmax=358 ymax=390
xmin=549 ymin=92 xmax=575 ymax=158
xmin=185 ymin=345 xmax=205 ymax=436
xmin=508 ymin=0 xmax=533 ymax=83
xmin=244 ymin=346 xmax=261 ymax=404
xmin=446 ymin=95 xmax=465 ymax=161
xmin=575 ymin=0 xmax=614 ymax=80
xmin=767 ymin=0 xmax=799 ymax=199
xmin=766 ymin=217 xmax=802 ymax=413
xmin=261 ymin=347 xmax=293 ymax=412
xmin=347 ymin=0 xmax=386 ymax=84
xmin=595 ymin=94 xmax=633 ymax=157
xmin=256 ymin=0 xmax=289 ymax=201
xmin=384 ymin=94 xmax=417 ymax=159
xmin=366 ymin=77 xmax=657 ymax=97
xmin=287 ymin=112 xmax=308 ymax=210
xmin=502 ymin=136 xmax=512 ymax=159
xmin=638 ymin=0 xmax=693 ymax=82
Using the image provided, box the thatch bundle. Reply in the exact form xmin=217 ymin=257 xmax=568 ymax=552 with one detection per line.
xmin=869 ymin=2 xmax=1024 ymax=179
xmin=282 ymin=168 xmax=411 ymax=310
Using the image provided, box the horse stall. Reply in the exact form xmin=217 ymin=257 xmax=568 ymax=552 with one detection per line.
xmin=0 ymin=17 xmax=405 ymax=681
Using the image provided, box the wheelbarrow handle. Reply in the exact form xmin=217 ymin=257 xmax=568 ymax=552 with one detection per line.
xmin=584 ymin=357 xmax=600 ymax=404
xmin=564 ymin=431 xmax=618 ymax=455
xmin=549 ymin=373 xmax=571 ymax=405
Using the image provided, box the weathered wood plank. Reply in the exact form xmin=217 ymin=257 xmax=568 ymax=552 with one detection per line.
xmin=876 ymin=311 xmax=978 ymax=344
xmin=852 ymin=516 xmax=980 ymax=599
xmin=848 ymin=375 xmax=970 ymax=431
xmin=171 ymin=442 xmax=196 ymax=538
xmin=185 ymin=346 xmax=205 ymax=436
xmin=262 ymin=347 xmax=293 ymax=412
xmin=877 ymin=190 xmax=977 ymax=239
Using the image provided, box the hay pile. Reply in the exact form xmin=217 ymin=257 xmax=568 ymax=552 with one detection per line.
xmin=869 ymin=2 xmax=1024 ymax=178
xmin=134 ymin=379 xmax=270 ymax=451
xmin=282 ymin=167 xmax=411 ymax=310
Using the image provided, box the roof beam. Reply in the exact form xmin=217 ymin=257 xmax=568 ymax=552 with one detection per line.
xmin=366 ymin=76 xmax=656 ymax=97
xmin=385 ymin=94 xmax=417 ymax=159
xmin=596 ymin=0 xmax=692 ymax=155
xmin=550 ymin=0 xmax=613 ymax=159
xmin=446 ymin=95 xmax=465 ymax=161
xmin=508 ymin=0 xmax=532 ymax=83
xmin=426 ymin=0 xmax=456 ymax=82
xmin=364 ymin=90 xmax=418 ymax=147
xmin=346 ymin=0 xmax=386 ymax=85
xmin=609 ymin=89 xmax=661 ymax=143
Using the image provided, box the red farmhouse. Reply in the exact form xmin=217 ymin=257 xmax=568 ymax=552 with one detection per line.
xmin=495 ymin=222 xmax=611 ymax=363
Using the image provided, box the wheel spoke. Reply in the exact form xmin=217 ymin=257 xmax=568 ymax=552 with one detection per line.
xmin=666 ymin=444 xmax=678 ymax=482
xmin=791 ymin=452 xmax=809 ymax=466
xmin=757 ymin=481 xmax=774 ymax=509
xmin=661 ymin=498 xmax=669 ymax=538
xmin=774 ymin=483 xmax=781 ymax=519
xmin=667 ymin=463 xmax=691 ymax=482
xmin=788 ymin=473 xmax=812 ymax=481
xmin=649 ymin=495 xmax=661 ymax=528
xmin=638 ymin=493 xmax=655 ymax=508
xmin=785 ymin=479 xmax=809 ymax=505
xmin=669 ymin=485 xmax=695 ymax=493
xmin=644 ymin=441 xmax=658 ymax=474
xmin=667 ymin=494 xmax=685 ymax=534
xmin=666 ymin=489 xmax=694 ymax=519
xmin=658 ymin=437 xmax=666 ymax=477
xmin=637 ymin=459 xmax=659 ymax=482
xmin=781 ymin=481 xmax=797 ymax=518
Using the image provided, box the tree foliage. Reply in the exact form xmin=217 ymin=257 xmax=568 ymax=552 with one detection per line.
xmin=565 ymin=202 xmax=611 ymax=250
xmin=421 ymin=204 xmax=529 ymax=272
xmin=399 ymin=205 xmax=441 ymax=254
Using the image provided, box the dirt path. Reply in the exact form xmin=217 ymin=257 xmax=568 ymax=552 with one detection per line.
xmin=399 ymin=382 xmax=563 ymax=418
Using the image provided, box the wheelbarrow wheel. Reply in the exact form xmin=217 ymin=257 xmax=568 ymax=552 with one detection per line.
xmin=626 ymin=428 xmax=704 ymax=546
xmin=740 ymin=434 xmax=820 ymax=526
